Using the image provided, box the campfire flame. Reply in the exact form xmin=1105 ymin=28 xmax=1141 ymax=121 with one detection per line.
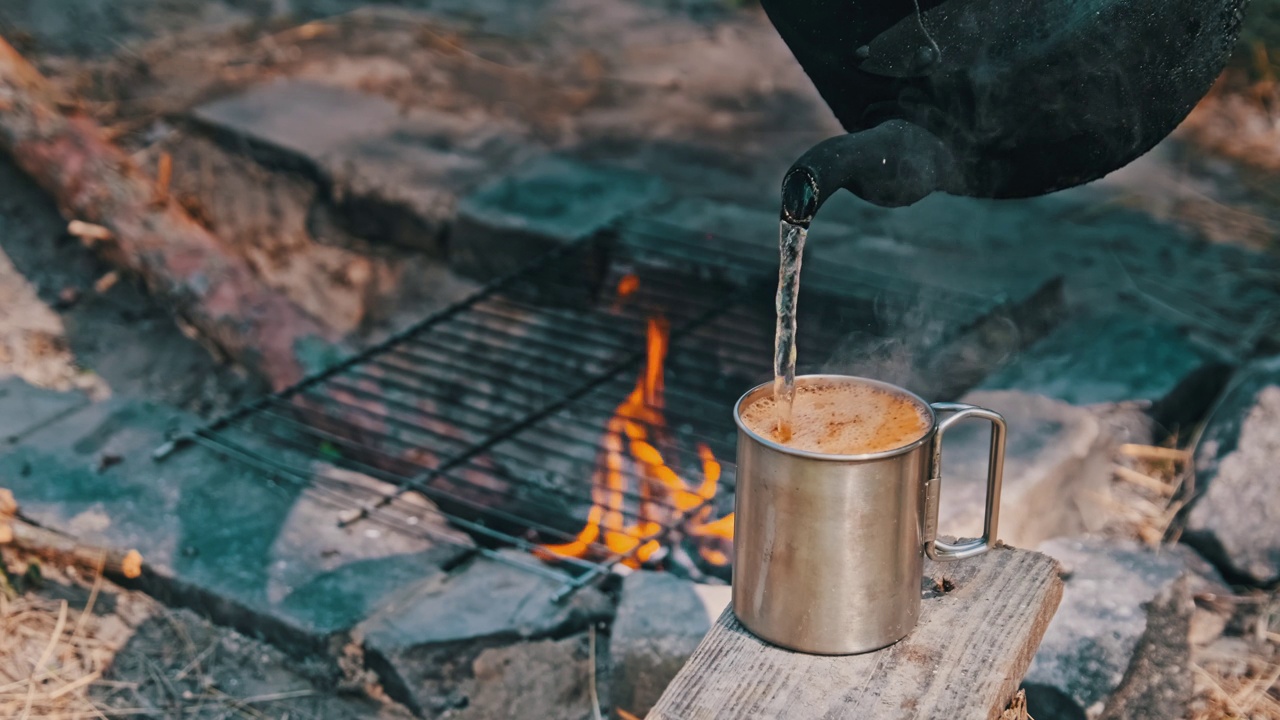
xmin=538 ymin=275 xmax=734 ymax=569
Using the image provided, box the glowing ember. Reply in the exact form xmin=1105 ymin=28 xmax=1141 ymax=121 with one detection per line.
xmin=616 ymin=273 xmax=641 ymax=299
xmin=538 ymin=276 xmax=735 ymax=569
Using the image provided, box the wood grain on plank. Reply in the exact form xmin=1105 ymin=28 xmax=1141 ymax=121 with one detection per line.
xmin=647 ymin=546 xmax=1062 ymax=720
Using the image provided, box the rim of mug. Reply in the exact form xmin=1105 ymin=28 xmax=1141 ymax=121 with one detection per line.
xmin=733 ymin=374 xmax=937 ymax=461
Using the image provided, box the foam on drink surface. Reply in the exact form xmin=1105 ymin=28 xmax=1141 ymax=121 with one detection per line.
xmin=742 ymin=382 xmax=930 ymax=455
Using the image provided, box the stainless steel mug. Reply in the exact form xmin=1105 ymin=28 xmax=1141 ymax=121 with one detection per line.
xmin=731 ymin=374 xmax=1007 ymax=655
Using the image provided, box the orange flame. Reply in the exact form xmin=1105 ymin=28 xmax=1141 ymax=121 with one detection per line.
xmin=616 ymin=273 xmax=641 ymax=299
xmin=538 ymin=277 xmax=734 ymax=568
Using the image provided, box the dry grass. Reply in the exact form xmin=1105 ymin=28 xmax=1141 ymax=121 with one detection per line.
xmin=0 ymin=556 xmax=402 ymax=719
xmin=1190 ymin=591 xmax=1280 ymax=720
xmin=1101 ymin=441 xmax=1194 ymax=547
xmin=0 ymin=563 xmax=139 ymax=719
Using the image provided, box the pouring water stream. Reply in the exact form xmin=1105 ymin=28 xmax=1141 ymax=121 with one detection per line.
xmin=772 ymin=220 xmax=808 ymax=441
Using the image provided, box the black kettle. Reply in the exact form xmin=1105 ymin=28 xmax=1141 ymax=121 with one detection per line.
xmin=762 ymin=0 xmax=1249 ymax=225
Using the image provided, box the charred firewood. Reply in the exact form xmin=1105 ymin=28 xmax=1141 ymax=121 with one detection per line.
xmin=0 ymin=37 xmax=331 ymax=391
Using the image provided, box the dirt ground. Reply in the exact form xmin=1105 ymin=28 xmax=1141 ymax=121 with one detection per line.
xmin=0 ymin=554 xmax=416 ymax=719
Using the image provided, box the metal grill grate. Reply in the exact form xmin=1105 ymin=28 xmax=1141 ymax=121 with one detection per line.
xmin=155 ymin=215 xmax=996 ymax=600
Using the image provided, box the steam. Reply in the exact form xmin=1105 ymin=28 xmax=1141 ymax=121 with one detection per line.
xmin=817 ymin=263 xmax=1023 ymax=401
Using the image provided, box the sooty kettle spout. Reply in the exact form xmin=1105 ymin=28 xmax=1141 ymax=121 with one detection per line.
xmin=780 ymin=120 xmax=955 ymax=228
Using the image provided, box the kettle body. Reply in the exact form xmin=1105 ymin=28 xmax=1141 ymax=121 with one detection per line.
xmin=762 ymin=0 xmax=1249 ymax=221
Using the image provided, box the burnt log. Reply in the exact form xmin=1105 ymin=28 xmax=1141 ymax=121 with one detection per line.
xmin=0 ymin=37 xmax=330 ymax=391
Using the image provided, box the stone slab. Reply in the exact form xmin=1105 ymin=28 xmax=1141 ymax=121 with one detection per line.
xmin=980 ymin=312 xmax=1231 ymax=431
xmin=355 ymin=549 xmax=613 ymax=715
xmin=0 ymin=376 xmax=89 ymax=443
xmin=1024 ymin=538 xmax=1194 ymax=720
xmin=809 ymin=235 xmax=1065 ymax=401
xmin=616 ymin=198 xmax=1065 ymax=401
xmin=816 ymin=233 xmax=1061 ymax=311
xmin=937 ymin=390 xmax=1117 ymax=549
xmin=1184 ymin=356 xmax=1280 ymax=585
xmin=451 ymin=155 xmax=669 ymax=281
xmin=634 ymin=196 xmax=782 ymax=257
xmin=610 ymin=571 xmax=731 ymax=718
xmin=191 ymin=79 xmax=538 ymax=253
xmin=0 ymin=398 xmax=471 ymax=654
xmin=815 ymin=189 xmax=1280 ymax=357
xmin=628 ymin=197 xmax=1063 ymax=330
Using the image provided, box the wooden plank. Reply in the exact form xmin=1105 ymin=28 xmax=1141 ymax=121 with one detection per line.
xmin=647 ymin=546 xmax=1062 ymax=720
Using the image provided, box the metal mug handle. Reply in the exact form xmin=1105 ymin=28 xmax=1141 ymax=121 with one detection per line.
xmin=923 ymin=402 xmax=1007 ymax=562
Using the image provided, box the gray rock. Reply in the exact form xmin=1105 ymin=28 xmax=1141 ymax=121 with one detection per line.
xmin=355 ymin=550 xmax=613 ymax=716
xmin=1024 ymin=538 xmax=1194 ymax=720
xmin=631 ymin=196 xmax=783 ymax=258
xmin=0 ymin=398 xmax=470 ymax=654
xmin=192 ymin=79 xmax=538 ymax=253
xmin=815 ymin=188 xmax=1280 ymax=358
xmin=448 ymin=634 xmax=595 ymax=720
xmin=451 ymin=155 xmax=668 ymax=282
xmin=980 ymin=312 xmax=1230 ymax=433
xmin=810 ymin=233 xmax=1066 ymax=400
xmin=1169 ymin=545 xmax=1235 ymax=648
xmin=936 ymin=390 xmax=1117 ymax=549
xmin=0 ymin=377 xmax=88 ymax=443
xmin=1096 ymin=575 xmax=1194 ymax=720
xmin=1185 ymin=356 xmax=1280 ymax=585
xmin=610 ymin=571 xmax=730 ymax=717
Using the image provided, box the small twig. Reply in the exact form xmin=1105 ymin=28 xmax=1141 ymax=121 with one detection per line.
xmin=67 ymin=220 xmax=114 ymax=246
xmin=1235 ymin=661 xmax=1280 ymax=713
xmin=588 ymin=625 xmax=604 ymax=720
xmin=94 ymin=270 xmax=121 ymax=294
xmin=237 ymin=689 xmax=316 ymax=704
xmin=206 ymin=688 xmax=271 ymax=719
xmin=154 ymin=152 xmax=172 ymax=206
xmin=21 ymin=599 xmax=68 ymax=719
xmin=1194 ymin=663 xmax=1246 ymax=717
xmin=144 ymin=658 xmax=182 ymax=719
xmin=47 ymin=670 xmax=103 ymax=700
xmin=71 ymin=554 xmax=106 ymax=643
xmin=999 ymin=688 xmax=1033 ymax=720
xmin=1113 ymin=465 xmax=1176 ymax=497
xmin=0 ymin=489 xmax=16 ymax=516
xmin=1118 ymin=444 xmax=1191 ymax=463
xmin=3 ymin=517 xmax=143 ymax=579
xmin=172 ymin=641 xmax=218 ymax=682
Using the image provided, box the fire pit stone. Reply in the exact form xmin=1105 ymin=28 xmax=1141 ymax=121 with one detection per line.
xmin=355 ymin=549 xmax=613 ymax=716
xmin=0 ymin=376 xmax=89 ymax=443
xmin=610 ymin=570 xmax=730 ymax=718
xmin=0 ymin=394 xmax=472 ymax=656
xmin=1184 ymin=355 xmax=1280 ymax=585
xmin=450 ymin=154 xmax=670 ymax=283
xmin=1024 ymin=538 xmax=1207 ymax=720
xmin=191 ymin=78 xmax=537 ymax=254
xmin=979 ymin=312 xmax=1231 ymax=434
xmin=937 ymin=390 xmax=1117 ymax=550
